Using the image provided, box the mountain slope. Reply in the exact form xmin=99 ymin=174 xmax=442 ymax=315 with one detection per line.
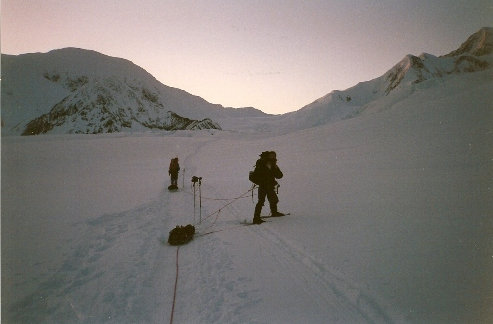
xmin=445 ymin=26 xmax=493 ymax=57
xmin=277 ymin=27 xmax=492 ymax=132
xmin=21 ymin=77 xmax=221 ymax=135
xmin=1 ymin=48 xmax=266 ymax=135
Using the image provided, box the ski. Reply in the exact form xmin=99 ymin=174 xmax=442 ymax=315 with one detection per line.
xmin=241 ymin=220 xmax=270 ymax=225
xmin=260 ymin=213 xmax=290 ymax=219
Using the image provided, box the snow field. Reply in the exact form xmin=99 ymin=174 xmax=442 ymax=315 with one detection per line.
xmin=2 ymin=70 xmax=493 ymax=323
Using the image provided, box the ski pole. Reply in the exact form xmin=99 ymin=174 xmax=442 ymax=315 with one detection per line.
xmin=191 ymin=176 xmax=202 ymax=224
xmin=199 ymin=178 xmax=202 ymax=223
xmin=193 ymin=182 xmax=195 ymax=224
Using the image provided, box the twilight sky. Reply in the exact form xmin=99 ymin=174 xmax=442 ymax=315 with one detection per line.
xmin=2 ymin=0 xmax=492 ymax=114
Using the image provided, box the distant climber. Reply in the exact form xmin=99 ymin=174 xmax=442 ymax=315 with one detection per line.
xmin=168 ymin=157 xmax=180 ymax=190
xmin=250 ymin=151 xmax=285 ymax=224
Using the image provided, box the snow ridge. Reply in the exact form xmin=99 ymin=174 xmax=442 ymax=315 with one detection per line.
xmin=277 ymin=27 xmax=492 ymax=132
xmin=444 ymin=27 xmax=493 ymax=57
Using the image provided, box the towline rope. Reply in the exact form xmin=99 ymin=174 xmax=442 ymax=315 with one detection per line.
xmin=195 ymin=223 xmax=250 ymax=237
xmin=182 ymin=187 xmax=253 ymax=201
xmin=169 ymin=246 xmax=180 ymax=324
xmin=195 ymin=187 xmax=255 ymax=227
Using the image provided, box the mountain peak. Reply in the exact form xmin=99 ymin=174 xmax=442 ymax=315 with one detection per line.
xmin=383 ymin=54 xmax=426 ymax=94
xmin=382 ymin=28 xmax=492 ymax=95
xmin=444 ymin=27 xmax=493 ymax=57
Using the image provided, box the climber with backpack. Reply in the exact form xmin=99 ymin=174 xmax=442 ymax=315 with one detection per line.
xmin=249 ymin=151 xmax=285 ymax=224
xmin=168 ymin=157 xmax=180 ymax=190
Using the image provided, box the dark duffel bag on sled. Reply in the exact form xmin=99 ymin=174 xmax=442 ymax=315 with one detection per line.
xmin=168 ymin=224 xmax=195 ymax=245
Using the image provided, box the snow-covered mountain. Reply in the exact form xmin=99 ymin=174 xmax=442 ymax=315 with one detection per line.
xmin=277 ymin=27 xmax=493 ymax=132
xmin=1 ymin=48 xmax=267 ymax=135
xmin=2 ymin=28 xmax=491 ymax=136
xmin=21 ymin=77 xmax=221 ymax=135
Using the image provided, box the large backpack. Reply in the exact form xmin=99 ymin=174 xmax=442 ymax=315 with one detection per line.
xmin=169 ymin=158 xmax=179 ymax=173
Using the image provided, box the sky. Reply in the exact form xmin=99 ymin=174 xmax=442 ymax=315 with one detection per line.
xmin=2 ymin=0 xmax=492 ymax=114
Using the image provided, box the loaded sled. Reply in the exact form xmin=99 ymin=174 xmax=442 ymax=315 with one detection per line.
xmin=168 ymin=224 xmax=195 ymax=245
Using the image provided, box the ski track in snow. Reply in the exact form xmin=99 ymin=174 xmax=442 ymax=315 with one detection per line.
xmin=8 ymin=189 xmax=177 ymax=323
xmin=247 ymin=221 xmax=392 ymax=323
xmin=200 ymin=194 xmax=392 ymax=324
xmin=5 ymin=137 xmax=207 ymax=323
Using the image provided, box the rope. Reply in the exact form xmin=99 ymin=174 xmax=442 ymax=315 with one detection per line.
xmin=182 ymin=188 xmax=253 ymax=201
xmin=169 ymin=246 xmax=180 ymax=324
xmin=196 ymin=187 xmax=255 ymax=226
xmin=201 ymin=194 xmax=251 ymax=201
xmin=195 ymin=223 xmax=250 ymax=238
